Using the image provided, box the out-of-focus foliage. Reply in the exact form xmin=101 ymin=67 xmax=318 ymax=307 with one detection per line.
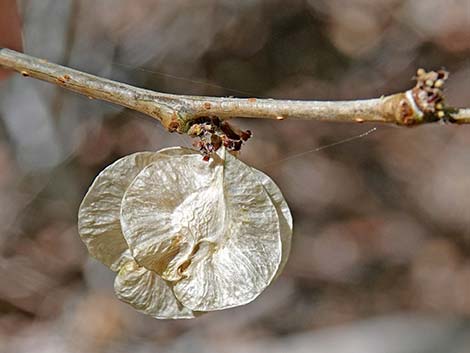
xmin=0 ymin=0 xmax=469 ymax=352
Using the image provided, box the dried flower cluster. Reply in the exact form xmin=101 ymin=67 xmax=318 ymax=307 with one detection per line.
xmin=78 ymin=147 xmax=292 ymax=319
xmin=411 ymin=68 xmax=454 ymax=122
xmin=188 ymin=117 xmax=252 ymax=159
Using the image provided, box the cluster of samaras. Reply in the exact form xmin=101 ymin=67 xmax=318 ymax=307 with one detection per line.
xmin=78 ymin=147 xmax=292 ymax=319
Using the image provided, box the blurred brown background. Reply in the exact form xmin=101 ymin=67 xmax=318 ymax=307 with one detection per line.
xmin=1 ymin=0 xmax=470 ymax=352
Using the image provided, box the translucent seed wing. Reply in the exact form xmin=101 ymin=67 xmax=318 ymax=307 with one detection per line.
xmin=158 ymin=146 xmax=200 ymax=157
xmin=114 ymin=252 xmax=196 ymax=319
xmin=121 ymin=149 xmax=282 ymax=311
xmin=120 ymin=155 xmax=224 ymax=281
xmin=78 ymin=152 xmax=164 ymax=271
xmin=252 ymin=168 xmax=293 ymax=280
xmin=172 ymin=151 xmax=282 ymax=311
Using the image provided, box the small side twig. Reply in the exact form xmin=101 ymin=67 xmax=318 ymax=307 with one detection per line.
xmin=0 ymin=48 xmax=469 ymax=150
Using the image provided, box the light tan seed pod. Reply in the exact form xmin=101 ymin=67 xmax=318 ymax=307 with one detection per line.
xmin=78 ymin=146 xmax=292 ymax=318
xmin=121 ymin=148 xmax=284 ymax=311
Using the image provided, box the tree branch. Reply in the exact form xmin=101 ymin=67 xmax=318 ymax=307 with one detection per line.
xmin=1 ymin=48 xmax=469 ymax=136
